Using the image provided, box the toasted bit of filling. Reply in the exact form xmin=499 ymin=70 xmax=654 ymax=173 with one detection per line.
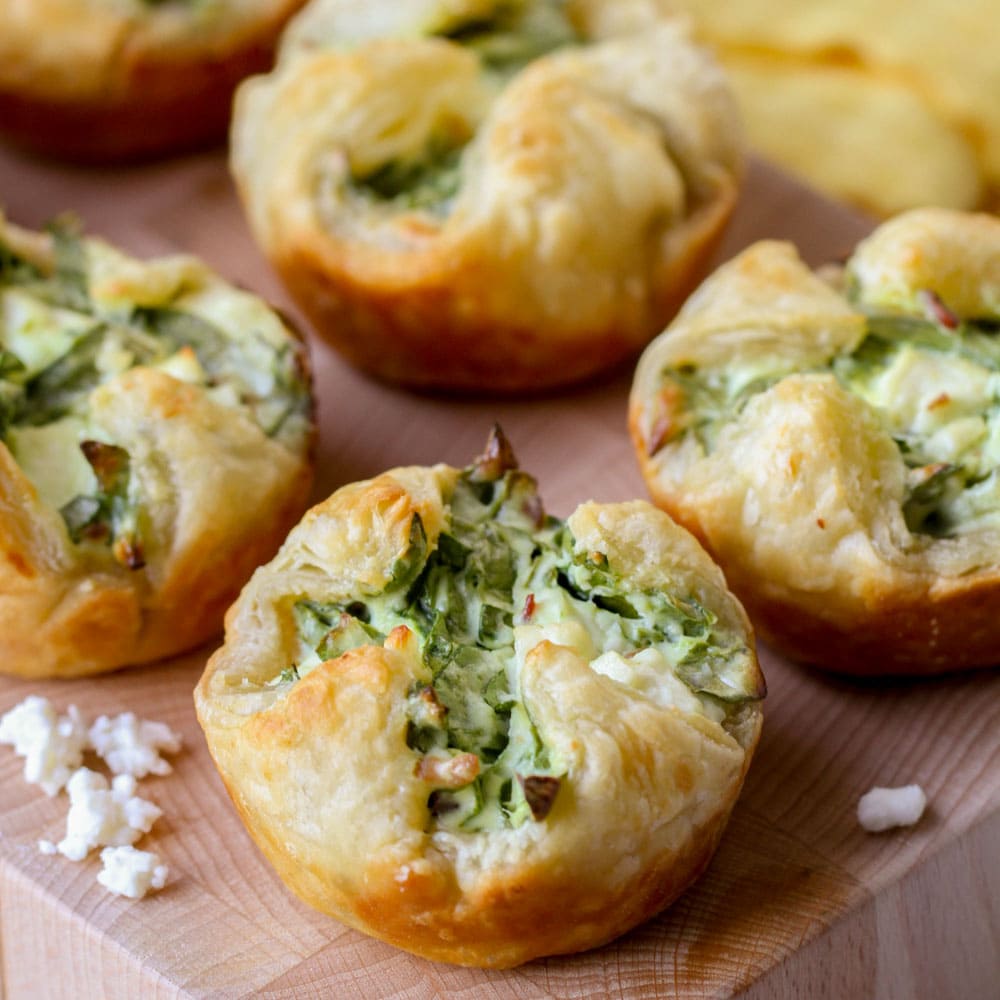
xmin=654 ymin=292 xmax=1000 ymax=539
xmin=277 ymin=429 xmax=758 ymax=835
xmin=61 ymin=440 xmax=145 ymax=569
xmin=0 ymin=221 xmax=310 ymax=568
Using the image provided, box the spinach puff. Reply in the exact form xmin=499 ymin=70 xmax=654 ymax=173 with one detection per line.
xmin=630 ymin=208 xmax=1000 ymax=675
xmin=0 ymin=215 xmax=314 ymax=678
xmin=194 ymin=429 xmax=763 ymax=968
xmin=0 ymin=0 xmax=307 ymax=161
xmin=230 ymin=0 xmax=743 ymax=392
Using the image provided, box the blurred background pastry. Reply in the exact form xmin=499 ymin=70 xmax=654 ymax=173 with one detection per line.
xmin=0 ymin=0 xmax=309 ymax=161
xmin=664 ymin=0 xmax=998 ymax=216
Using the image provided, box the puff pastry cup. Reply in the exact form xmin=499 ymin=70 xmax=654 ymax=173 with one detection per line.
xmin=0 ymin=215 xmax=314 ymax=678
xmin=630 ymin=208 xmax=1000 ymax=676
xmin=229 ymin=0 xmax=744 ymax=392
xmin=0 ymin=0 xmax=307 ymax=161
xmin=195 ymin=429 xmax=764 ymax=968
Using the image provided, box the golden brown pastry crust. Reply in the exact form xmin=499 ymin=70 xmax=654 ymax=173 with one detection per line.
xmin=195 ymin=458 xmax=763 ymax=967
xmin=0 ymin=0 xmax=308 ymax=161
xmin=630 ymin=207 xmax=1000 ymax=675
xmin=0 ymin=217 xmax=315 ymax=678
xmin=230 ymin=0 xmax=743 ymax=392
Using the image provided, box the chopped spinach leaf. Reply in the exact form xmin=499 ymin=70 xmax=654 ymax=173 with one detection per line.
xmin=435 ymin=0 xmax=580 ymax=73
xmin=59 ymin=440 xmax=144 ymax=568
xmin=20 ymin=325 xmax=107 ymax=425
xmin=902 ymin=463 xmax=964 ymax=535
xmin=48 ymin=220 xmax=90 ymax=312
xmin=351 ymin=140 xmax=465 ymax=215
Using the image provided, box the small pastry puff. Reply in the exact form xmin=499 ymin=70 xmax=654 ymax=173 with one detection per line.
xmin=630 ymin=208 xmax=1000 ymax=675
xmin=230 ymin=0 xmax=744 ymax=391
xmin=0 ymin=214 xmax=314 ymax=677
xmin=0 ymin=0 xmax=308 ymax=161
xmin=195 ymin=430 xmax=764 ymax=967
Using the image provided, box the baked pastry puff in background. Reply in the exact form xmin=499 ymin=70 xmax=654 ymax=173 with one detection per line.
xmin=0 ymin=214 xmax=315 ymax=678
xmin=661 ymin=0 xmax=999 ymax=216
xmin=0 ymin=0 xmax=309 ymax=162
xmin=630 ymin=207 xmax=1000 ymax=676
xmin=230 ymin=0 xmax=744 ymax=392
xmin=195 ymin=428 xmax=764 ymax=967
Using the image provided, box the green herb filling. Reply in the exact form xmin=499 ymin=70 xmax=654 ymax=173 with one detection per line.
xmin=658 ymin=297 xmax=1000 ymax=539
xmin=347 ymin=1 xmax=581 ymax=214
xmin=280 ymin=431 xmax=757 ymax=834
xmin=350 ymin=139 xmax=466 ymax=215
xmin=434 ymin=0 xmax=580 ymax=74
xmin=0 ymin=220 xmax=310 ymax=567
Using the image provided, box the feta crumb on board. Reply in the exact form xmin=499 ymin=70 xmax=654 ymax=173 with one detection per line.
xmin=0 ymin=696 xmax=88 ymax=796
xmin=88 ymin=712 xmax=183 ymax=778
xmin=58 ymin=768 xmax=163 ymax=862
xmin=98 ymin=846 xmax=169 ymax=900
xmin=0 ymin=696 xmax=182 ymax=788
xmin=857 ymin=784 xmax=928 ymax=832
xmin=0 ymin=695 xmax=180 ymax=900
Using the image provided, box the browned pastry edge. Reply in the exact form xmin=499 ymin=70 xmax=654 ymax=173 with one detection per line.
xmin=274 ymin=186 xmax=737 ymax=393
xmin=630 ymin=431 xmax=1000 ymax=677
xmin=0 ymin=9 xmax=301 ymax=162
xmin=213 ymin=739 xmax=752 ymax=969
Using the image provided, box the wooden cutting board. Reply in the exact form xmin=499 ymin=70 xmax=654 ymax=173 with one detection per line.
xmin=0 ymin=144 xmax=998 ymax=1000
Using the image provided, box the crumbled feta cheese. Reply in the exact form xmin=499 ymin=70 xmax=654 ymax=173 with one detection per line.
xmin=88 ymin=712 xmax=182 ymax=779
xmin=857 ymin=784 xmax=927 ymax=832
xmin=2 ymin=697 xmax=179 ymax=901
xmin=0 ymin=696 xmax=88 ymax=796
xmin=57 ymin=768 xmax=162 ymax=862
xmin=97 ymin=846 xmax=169 ymax=899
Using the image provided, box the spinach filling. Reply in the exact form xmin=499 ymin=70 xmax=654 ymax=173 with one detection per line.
xmin=347 ymin=2 xmax=580 ymax=215
xmin=657 ymin=293 xmax=1000 ymax=539
xmin=830 ymin=313 xmax=1000 ymax=536
xmin=434 ymin=0 xmax=580 ymax=74
xmin=0 ymin=221 xmax=309 ymax=567
xmin=59 ymin=440 xmax=145 ymax=569
xmin=281 ymin=430 xmax=757 ymax=834
xmin=350 ymin=138 xmax=466 ymax=215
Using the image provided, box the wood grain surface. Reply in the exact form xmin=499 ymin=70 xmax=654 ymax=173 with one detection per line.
xmin=1 ymin=144 xmax=998 ymax=1000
